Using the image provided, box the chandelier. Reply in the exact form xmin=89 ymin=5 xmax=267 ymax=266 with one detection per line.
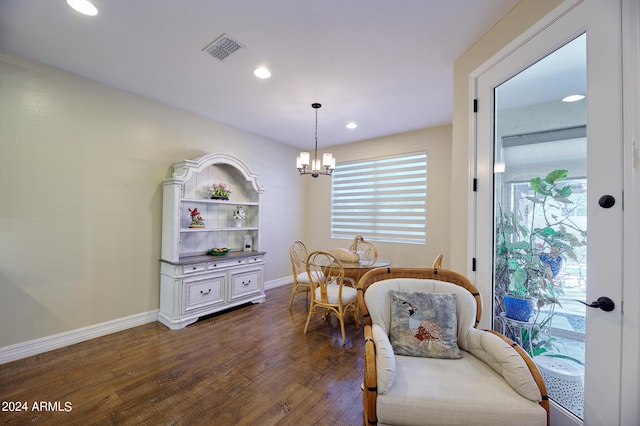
xmin=296 ymin=103 xmax=335 ymax=178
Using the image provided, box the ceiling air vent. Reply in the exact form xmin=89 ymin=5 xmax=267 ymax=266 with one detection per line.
xmin=202 ymin=33 xmax=244 ymax=61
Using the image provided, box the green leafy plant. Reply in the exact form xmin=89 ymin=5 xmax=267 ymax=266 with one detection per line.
xmin=526 ymin=169 xmax=586 ymax=265
xmin=495 ymin=169 xmax=586 ymax=356
xmin=522 ymin=311 xmax=556 ymax=356
xmin=495 ymin=169 xmax=586 ymax=315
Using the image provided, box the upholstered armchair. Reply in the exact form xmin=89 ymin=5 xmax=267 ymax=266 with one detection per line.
xmin=357 ymin=267 xmax=549 ymax=426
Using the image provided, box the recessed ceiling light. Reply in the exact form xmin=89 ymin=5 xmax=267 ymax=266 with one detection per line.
xmin=66 ymin=0 xmax=98 ymax=16
xmin=253 ymin=67 xmax=271 ymax=79
xmin=562 ymin=94 xmax=585 ymax=103
xmin=346 ymin=122 xmax=358 ymax=129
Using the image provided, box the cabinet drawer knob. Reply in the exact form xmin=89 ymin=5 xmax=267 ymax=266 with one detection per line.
xmin=200 ymin=289 xmax=211 ymax=295
xmin=242 ymin=280 xmax=251 ymax=286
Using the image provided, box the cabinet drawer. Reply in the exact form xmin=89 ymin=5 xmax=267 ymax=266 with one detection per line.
xmin=183 ymin=262 xmax=206 ymax=275
xmin=247 ymin=255 xmax=264 ymax=264
xmin=185 ymin=275 xmax=225 ymax=311
xmin=208 ymin=258 xmax=246 ymax=270
xmin=230 ymin=270 xmax=261 ymax=300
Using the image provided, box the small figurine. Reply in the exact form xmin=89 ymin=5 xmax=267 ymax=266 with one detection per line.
xmin=233 ymin=206 xmax=246 ymax=227
xmin=188 ymin=207 xmax=205 ymax=228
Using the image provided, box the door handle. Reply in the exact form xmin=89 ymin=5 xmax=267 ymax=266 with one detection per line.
xmin=576 ymin=296 xmax=615 ymax=312
xmin=598 ymin=195 xmax=616 ymax=208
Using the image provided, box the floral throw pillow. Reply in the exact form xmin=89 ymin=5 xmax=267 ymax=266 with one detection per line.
xmin=389 ymin=290 xmax=461 ymax=359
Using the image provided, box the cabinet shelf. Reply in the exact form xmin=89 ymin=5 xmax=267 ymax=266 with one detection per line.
xmin=181 ymin=226 xmax=259 ymax=233
xmin=181 ymin=198 xmax=259 ymax=206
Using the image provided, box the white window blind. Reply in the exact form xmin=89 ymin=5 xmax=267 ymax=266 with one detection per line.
xmin=331 ymin=152 xmax=427 ymax=244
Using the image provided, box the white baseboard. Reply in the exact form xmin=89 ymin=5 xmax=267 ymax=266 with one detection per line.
xmin=264 ymin=275 xmax=292 ymax=290
xmin=1 ymin=276 xmax=293 ymax=364
xmin=0 ymin=310 xmax=158 ymax=365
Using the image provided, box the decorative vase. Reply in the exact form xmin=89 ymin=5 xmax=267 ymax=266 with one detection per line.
xmin=211 ymin=195 xmax=229 ymax=200
xmin=503 ymin=294 xmax=534 ymax=322
xmin=233 ymin=206 xmax=245 ymax=227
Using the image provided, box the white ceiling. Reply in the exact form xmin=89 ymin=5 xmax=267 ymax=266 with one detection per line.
xmin=0 ymin=0 xmax=525 ymax=149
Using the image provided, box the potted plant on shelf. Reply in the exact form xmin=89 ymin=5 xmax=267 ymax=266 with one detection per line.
xmin=495 ymin=169 xmax=586 ymax=324
xmin=209 ymin=182 xmax=232 ymax=200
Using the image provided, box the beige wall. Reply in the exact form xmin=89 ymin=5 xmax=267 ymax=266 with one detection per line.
xmin=303 ymin=126 xmax=452 ymax=270
xmin=0 ymin=0 xmax=564 ymax=350
xmin=450 ymin=0 xmax=564 ymax=273
xmin=0 ymin=52 xmax=304 ymax=347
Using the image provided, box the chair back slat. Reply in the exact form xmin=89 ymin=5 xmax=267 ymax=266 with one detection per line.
xmin=288 ymin=240 xmax=311 ymax=309
xmin=307 ymin=251 xmax=346 ymax=304
xmin=290 ymin=240 xmax=308 ymax=275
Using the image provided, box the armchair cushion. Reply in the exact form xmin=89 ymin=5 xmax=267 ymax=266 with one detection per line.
xmin=363 ymin=278 xmax=478 ymax=351
xmin=465 ymin=328 xmax=542 ymax=402
xmin=372 ymin=324 xmax=396 ymax=394
xmin=377 ymin=349 xmax=546 ymax=426
xmin=389 ymin=291 xmax=461 ymax=359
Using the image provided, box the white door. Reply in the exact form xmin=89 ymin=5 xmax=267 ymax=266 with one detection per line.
xmin=473 ymin=0 xmax=623 ymax=424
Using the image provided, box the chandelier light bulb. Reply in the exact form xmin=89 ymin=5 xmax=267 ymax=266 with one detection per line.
xmin=297 ymin=152 xmax=310 ymax=168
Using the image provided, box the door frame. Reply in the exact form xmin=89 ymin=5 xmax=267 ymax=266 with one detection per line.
xmin=468 ymin=0 xmax=639 ymax=423
xmin=470 ymin=0 xmax=588 ymax=328
xmin=620 ymin=0 xmax=640 ymax=424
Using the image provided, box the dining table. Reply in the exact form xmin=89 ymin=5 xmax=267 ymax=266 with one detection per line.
xmin=340 ymin=258 xmax=392 ymax=286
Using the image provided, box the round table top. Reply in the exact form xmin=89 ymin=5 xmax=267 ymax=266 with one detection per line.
xmin=339 ymin=258 xmax=391 ymax=269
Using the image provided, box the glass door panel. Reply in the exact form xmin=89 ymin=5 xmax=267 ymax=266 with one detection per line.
xmin=492 ymin=34 xmax=587 ymax=419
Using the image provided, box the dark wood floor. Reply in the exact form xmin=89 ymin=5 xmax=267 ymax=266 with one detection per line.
xmin=0 ymin=285 xmax=365 ymax=426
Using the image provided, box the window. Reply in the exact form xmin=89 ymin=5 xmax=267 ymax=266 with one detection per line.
xmin=331 ymin=152 xmax=427 ymax=244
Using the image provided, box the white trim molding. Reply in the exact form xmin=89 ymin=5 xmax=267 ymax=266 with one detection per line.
xmin=1 ymin=277 xmax=294 ymax=364
xmin=264 ymin=276 xmax=292 ymax=290
xmin=0 ymin=310 xmax=158 ymax=365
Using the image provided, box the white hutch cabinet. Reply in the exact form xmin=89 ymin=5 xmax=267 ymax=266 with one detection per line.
xmin=158 ymin=153 xmax=266 ymax=329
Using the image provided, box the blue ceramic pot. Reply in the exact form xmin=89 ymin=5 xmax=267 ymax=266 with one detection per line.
xmin=503 ymin=294 xmax=534 ymax=322
xmin=539 ymin=254 xmax=563 ymax=277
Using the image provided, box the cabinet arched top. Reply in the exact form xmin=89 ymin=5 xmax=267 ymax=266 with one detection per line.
xmin=167 ymin=152 xmax=264 ymax=193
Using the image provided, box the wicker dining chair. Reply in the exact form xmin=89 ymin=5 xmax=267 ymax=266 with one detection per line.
xmin=288 ymin=240 xmax=311 ymax=309
xmin=304 ymin=250 xmax=361 ymax=345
